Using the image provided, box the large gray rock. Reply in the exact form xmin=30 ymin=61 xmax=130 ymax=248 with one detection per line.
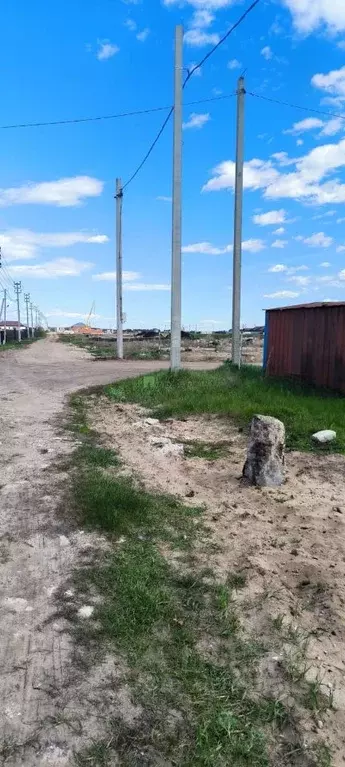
xmin=243 ymin=415 xmax=285 ymax=487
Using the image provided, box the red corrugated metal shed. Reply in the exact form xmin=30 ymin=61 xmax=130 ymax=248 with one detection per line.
xmin=264 ymin=301 xmax=345 ymax=392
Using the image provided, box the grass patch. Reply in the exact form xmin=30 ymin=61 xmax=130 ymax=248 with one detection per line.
xmin=105 ymin=364 xmax=345 ymax=453
xmin=183 ymin=440 xmax=230 ymax=460
xmin=68 ymin=393 xmax=332 ymax=766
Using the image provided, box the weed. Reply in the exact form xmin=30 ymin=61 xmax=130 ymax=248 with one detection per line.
xmin=105 ymin=364 xmax=345 ymax=453
xmin=183 ymin=440 xmax=230 ymax=460
xmin=74 ymin=740 xmax=113 ymax=766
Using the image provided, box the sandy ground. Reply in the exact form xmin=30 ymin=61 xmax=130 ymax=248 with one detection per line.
xmin=0 ymin=337 xmax=218 ymax=766
xmin=90 ymin=400 xmax=345 ymax=766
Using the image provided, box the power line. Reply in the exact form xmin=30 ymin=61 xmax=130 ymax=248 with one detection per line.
xmin=0 ymin=93 xmax=236 ymax=132
xmin=184 ymin=0 xmax=261 ymax=85
xmin=247 ymin=91 xmax=345 ymax=121
xmin=122 ymin=0 xmax=261 ymax=191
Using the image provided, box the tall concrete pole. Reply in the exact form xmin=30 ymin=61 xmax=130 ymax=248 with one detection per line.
xmin=232 ymin=76 xmax=245 ymax=368
xmin=24 ymin=293 xmax=30 ymax=340
xmin=116 ymin=178 xmax=124 ymax=359
xmin=14 ymin=282 xmax=22 ymax=342
xmin=30 ymin=303 xmax=35 ymax=338
xmin=3 ymin=288 xmax=6 ymax=345
xmin=170 ymin=24 xmax=183 ymax=371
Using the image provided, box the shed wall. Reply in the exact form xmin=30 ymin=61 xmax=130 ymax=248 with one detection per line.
xmin=265 ymin=305 xmax=345 ymax=392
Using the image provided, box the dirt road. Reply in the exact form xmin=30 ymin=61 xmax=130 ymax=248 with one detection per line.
xmin=0 ymin=338 xmax=218 ymax=765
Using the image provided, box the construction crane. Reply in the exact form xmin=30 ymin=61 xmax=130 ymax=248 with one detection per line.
xmin=85 ymin=301 xmax=95 ymax=327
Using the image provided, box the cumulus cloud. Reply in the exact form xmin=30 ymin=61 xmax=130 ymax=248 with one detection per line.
xmin=163 ymin=0 xmax=232 ymax=9
xmin=156 ymin=195 xmax=172 ymax=202
xmin=284 ymin=117 xmax=324 ymax=135
xmin=10 ymin=258 xmax=93 ymax=279
xmin=136 ymin=28 xmax=150 ymax=41
xmin=228 ymin=58 xmax=242 ymax=70
xmin=268 ymin=264 xmax=287 ymax=273
xmin=281 ymin=0 xmax=345 ymax=34
xmin=303 ymin=232 xmax=333 ymax=247
xmin=0 ymin=229 xmax=108 ymax=261
xmin=0 ymin=177 xmax=103 ymax=207
xmin=268 ymin=264 xmax=308 ymax=274
xmin=253 ymin=209 xmax=286 ymax=226
xmin=272 ymin=239 xmax=288 ymax=248
xmin=124 ymin=283 xmax=170 ymax=291
xmin=261 ymin=45 xmax=273 ymax=60
xmin=182 ymin=239 xmax=265 ymax=254
xmin=264 ymin=290 xmax=300 ymax=299
xmin=320 ymin=261 xmax=331 ymax=267
xmin=312 ymin=66 xmax=345 ymax=100
xmin=273 ymin=227 xmax=285 ymax=234
xmin=184 ymin=7 xmax=219 ymax=46
xmin=96 ymin=40 xmax=119 ymax=60
xmin=183 ymin=112 xmax=210 ymax=130
xmin=92 ymin=271 xmax=141 ymax=281
xmin=202 ymin=137 xmax=345 ymax=205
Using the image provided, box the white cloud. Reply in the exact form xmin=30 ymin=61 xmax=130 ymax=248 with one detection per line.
xmin=281 ymin=0 xmax=345 ymax=34
xmin=92 ymin=271 xmax=141 ymax=281
xmin=320 ymin=261 xmax=331 ymax=267
xmin=182 ymin=241 xmax=230 ymax=255
xmin=268 ymin=264 xmax=287 ymax=273
xmin=303 ymin=232 xmax=333 ymax=247
xmin=96 ymin=40 xmax=119 ymax=60
xmin=10 ymin=258 xmax=93 ymax=279
xmin=242 ymin=239 xmax=265 ymax=252
xmin=203 ymin=137 xmax=345 ymax=205
xmin=297 ymin=139 xmax=304 ymax=146
xmin=184 ymin=29 xmax=219 ymax=46
xmin=264 ymin=290 xmax=300 ymax=299
xmin=312 ymin=66 xmax=345 ymax=100
xmin=228 ymin=58 xmax=242 ymax=70
xmin=284 ymin=117 xmax=324 ymax=135
xmin=187 ymin=61 xmax=202 ymax=77
xmin=0 ymin=229 xmax=108 ymax=261
xmin=336 ymin=245 xmax=345 ymax=252
xmin=136 ymin=28 xmax=150 ymax=41
xmin=261 ymin=46 xmax=273 ymax=60
xmin=337 ymin=217 xmax=345 ymax=223
xmin=273 ymin=227 xmax=285 ymax=234
xmin=124 ymin=283 xmax=170 ymax=291
xmin=0 ymin=176 xmax=103 ymax=207
xmin=163 ymin=0 xmax=231 ymax=9
xmin=320 ymin=117 xmax=344 ymax=136
xmin=156 ymin=195 xmax=172 ymax=202
xmin=287 ymin=275 xmax=311 ymax=286
xmin=124 ymin=19 xmax=137 ymax=31
xmin=182 ymin=239 xmax=264 ymax=254
xmin=272 ymin=239 xmax=288 ymax=248
xmin=191 ymin=9 xmax=215 ymax=26
xmin=183 ymin=112 xmax=210 ymax=130
xmin=338 ymin=41 xmax=345 ymax=50
xmin=253 ymin=209 xmax=286 ymax=226
xmin=312 ymin=209 xmax=336 ymax=219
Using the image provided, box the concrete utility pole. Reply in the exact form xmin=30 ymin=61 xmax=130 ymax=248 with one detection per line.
xmin=170 ymin=24 xmax=183 ymax=371
xmin=24 ymin=293 xmax=30 ymax=340
xmin=232 ymin=75 xmax=245 ymax=368
xmin=30 ymin=302 xmax=35 ymax=338
xmin=3 ymin=289 xmax=7 ymax=345
xmin=14 ymin=281 xmax=22 ymax=342
xmin=35 ymin=306 xmax=39 ymax=329
xmin=115 ymin=178 xmax=124 ymax=359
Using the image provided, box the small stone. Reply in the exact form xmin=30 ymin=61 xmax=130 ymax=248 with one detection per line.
xmin=312 ymin=430 xmax=336 ymax=444
xmin=186 ymin=489 xmax=195 ymax=498
xmin=317 ymin=720 xmax=323 ymax=729
xmin=59 ymin=535 xmax=70 ymax=547
xmin=333 ymin=506 xmax=343 ymax=514
xmin=291 ymin=548 xmax=299 ymax=556
xmin=78 ymin=605 xmax=94 ymax=619
xmin=144 ymin=418 xmax=160 ymax=426
xmin=64 ymin=589 xmax=74 ymax=598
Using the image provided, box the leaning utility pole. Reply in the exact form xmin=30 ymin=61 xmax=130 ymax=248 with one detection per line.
xmin=170 ymin=24 xmax=183 ymax=371
xmin=115 ymin=178 xmax=124 ymax=359
xmin=24 ymin=293 xmax=30 ymax=340
xmin=30 ymin=302 xmax=35 ymax=338
xmin=232 ymin=76 xmax=245 ymax=368
xmin=14 ymin=281 xmax=22 ymax=342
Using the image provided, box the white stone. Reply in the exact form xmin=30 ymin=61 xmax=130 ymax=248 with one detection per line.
xmin=144 ymin=417 xmax=161 ymax=426
xmin=312 ymin=430 xmax=336 ymax=444
xmin=78 ymin=605 xmax=94 ymax=618
xmin=243 ymin=414 xmax=285 ymax=487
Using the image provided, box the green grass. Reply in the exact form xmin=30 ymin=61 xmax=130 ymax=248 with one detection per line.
xmin=105 ymin=364 xmax=345 ymax=453
xmin=183 ymin=440 xmax=231 ymax=460
xmin=67 ymin=394 xmax=332 ymax=767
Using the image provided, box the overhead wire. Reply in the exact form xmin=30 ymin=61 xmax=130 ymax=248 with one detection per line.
xmin=122 ymin=0 xmax=261 ymax=191
xmin=247 ymin=91 xmax=345 ymax=121
xmin=0 ymin=93 xmax=236 ymax=132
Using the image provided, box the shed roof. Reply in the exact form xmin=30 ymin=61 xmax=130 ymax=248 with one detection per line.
xmin=266 ymin=301 xmax=345 ymax=313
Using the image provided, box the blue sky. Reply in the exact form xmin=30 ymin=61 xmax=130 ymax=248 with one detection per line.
xmin=1 ymin=0 xmax=345 ymax=330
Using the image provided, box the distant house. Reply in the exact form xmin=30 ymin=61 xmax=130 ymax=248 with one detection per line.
xmin=69 ymin=323 xmax=103 ymax=336
xmin=0 ymin=320 xmax=26 ymax=330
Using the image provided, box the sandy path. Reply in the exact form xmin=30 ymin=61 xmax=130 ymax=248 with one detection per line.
xmin=0 ymin=337 xmax=217 ymax=765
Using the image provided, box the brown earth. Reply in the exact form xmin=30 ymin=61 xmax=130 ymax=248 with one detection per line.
xmin=89 ymin=399 xmax=345 ymax=767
